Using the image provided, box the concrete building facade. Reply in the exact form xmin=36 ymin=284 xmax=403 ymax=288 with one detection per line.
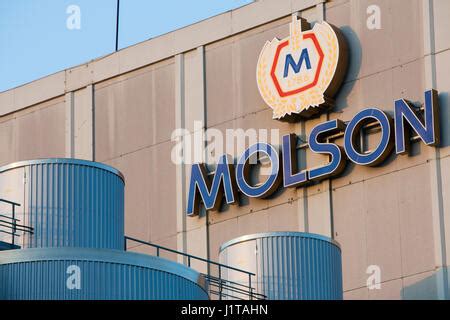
xmin=1 ymin=0 xmax=450 ymax=299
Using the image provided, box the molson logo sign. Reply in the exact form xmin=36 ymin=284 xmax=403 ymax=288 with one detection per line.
xmin=186 ymin=18 xmax=440 ymax=217
xmin=257 ymin=17 xmax=348 ymax=120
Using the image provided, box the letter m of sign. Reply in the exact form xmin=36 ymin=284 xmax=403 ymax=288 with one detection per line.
xmin=187 ymin=155 xmax=237 ymax=216
xmin=283 ymin=49 xmax=312 ymax=78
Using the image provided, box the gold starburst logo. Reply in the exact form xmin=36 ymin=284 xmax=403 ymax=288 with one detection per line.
xmin=257 ymin=17 xmax=348 ymax=121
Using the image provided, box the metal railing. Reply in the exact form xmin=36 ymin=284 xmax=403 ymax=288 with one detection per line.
xmin=0 ymin=199 xmax=33 ymax=247
xmin=124 ymin=236 xmax=265 ymax=300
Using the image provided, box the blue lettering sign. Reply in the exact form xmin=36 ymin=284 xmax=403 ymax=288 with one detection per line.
xmin=236 ymin=143 xmax=281 ymax=198
xmin=344 ymin=108 xmax=393 ymax=166
xmin=282 ymin=134 xmax=308 ymax=188
xmin=394 ymin=89 xmax=440 ymax=154
xmin=186 ymin=155 xmax=237 ymax=216
xmin=309 ymin=119 xmax=347 ymax=180
xmin=283 ymin=49 xmax=312 ymax=78
xmin=186 ymin=91 xmax=441 ymax=216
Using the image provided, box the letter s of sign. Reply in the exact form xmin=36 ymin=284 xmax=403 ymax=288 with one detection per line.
xmin=308 ymin=119 xmax=347 ymax=180
xmin=66 ymin=265 xmax=81 ymax=290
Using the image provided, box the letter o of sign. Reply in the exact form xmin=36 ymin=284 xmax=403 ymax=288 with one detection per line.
xmin=344 ymin=108 xmax=394 ymax=166
xmin=236 ymin=143 xmax=281 ymax=198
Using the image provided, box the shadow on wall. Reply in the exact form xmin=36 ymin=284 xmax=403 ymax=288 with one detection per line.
xmin=401 ymin=267 xmax=449 ymax=300
xmin=439 ymin=92 xmax=450 ymax=149
xmin=334 ymin=25 xmax=362 ymax=114
xmin=330 ymin=25 xmax=362 ymax=180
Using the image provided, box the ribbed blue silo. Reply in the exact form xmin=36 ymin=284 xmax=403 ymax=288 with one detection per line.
xmin=0 ymin=159 xmax=209 ymax=300
xmin=219 ymin=232 xmax=343 ymax=300
xmin=0 ymin=159 xmax=124 ymax=249
xmin=0 ymin=247 xmax=208 ymax=300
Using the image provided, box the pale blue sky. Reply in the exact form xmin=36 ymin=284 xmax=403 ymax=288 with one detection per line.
xmin=0 ymin=0 xmax=252 ymax=92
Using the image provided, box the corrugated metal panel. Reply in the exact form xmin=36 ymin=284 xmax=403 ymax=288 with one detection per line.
xmin=0 ymin=159 xmax=210 ymax=300
xmin=220 ymin=232 xmax=343 ymax=300
xmin=0 ymin=248 xmax=209 ymax=300
xmin=1 ymin=159 xmax=125 ymax=249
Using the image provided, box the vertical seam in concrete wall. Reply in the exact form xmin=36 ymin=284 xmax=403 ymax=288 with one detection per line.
xmin=175 ymin=53 xmax=187 ymax=263
xmin=65 ymin=92 xmax=74 ymax=158
xmin=321 ymin=0 xmax=334 ymax=239
xmin=300 ymin=122 xmax=309 ymax=233
xmin=293 ymin=10 xmax=309 ymax=233
xmin=316 ymin=0 xmax=326 ymax=22
xmin=423 ymin=0 xmax=448 ymax=299
xmin=326 ymin=110 xmax=335 ymax=239
xmin=318 ymin=0 xmax=335 ymax=238
xmin=89 ymin=84 xmax=95 ymax=162
xmin=198 ymin=45 xmax=212 ymax=275
xmin=317 ymin=0 xmax=333 ymax=238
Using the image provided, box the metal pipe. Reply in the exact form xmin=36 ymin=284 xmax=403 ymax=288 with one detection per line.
xmin=249 ymin=274 xmax=253 ymax=300
xmin=0 ymin=199 xmax=21 ymax=207
xmin=218 ymin=266 xmax=222 ymax=300
xmin=11 ymin=204 xmax=15 ymax=245
xmin=115 ymin=0 xmax=120 ymax=51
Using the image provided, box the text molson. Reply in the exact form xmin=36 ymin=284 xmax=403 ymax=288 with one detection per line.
xmin=187 ymin=90 xmax=440 ymax=216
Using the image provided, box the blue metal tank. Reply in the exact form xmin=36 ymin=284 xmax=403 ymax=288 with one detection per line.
xmin=0 ymin=159 xmax=209 ymax=300
xmin=0 ymin=159 xmax=124 ymax=249
xmin=0 ymin=247 xmax=208 ymax=300
xmin=219 ymin=232 xmax=343 ymax=300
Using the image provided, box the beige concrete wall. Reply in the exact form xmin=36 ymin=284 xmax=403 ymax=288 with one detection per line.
xmin=94 ymin=60 xmax=177 ymax=253
xmin=327 ymin=0 xmax=435 ymax=299
xmin=0 ymin=0 xmax=449 ymax=299
xmin=0 ymin=97 xmax=65 ymax=166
